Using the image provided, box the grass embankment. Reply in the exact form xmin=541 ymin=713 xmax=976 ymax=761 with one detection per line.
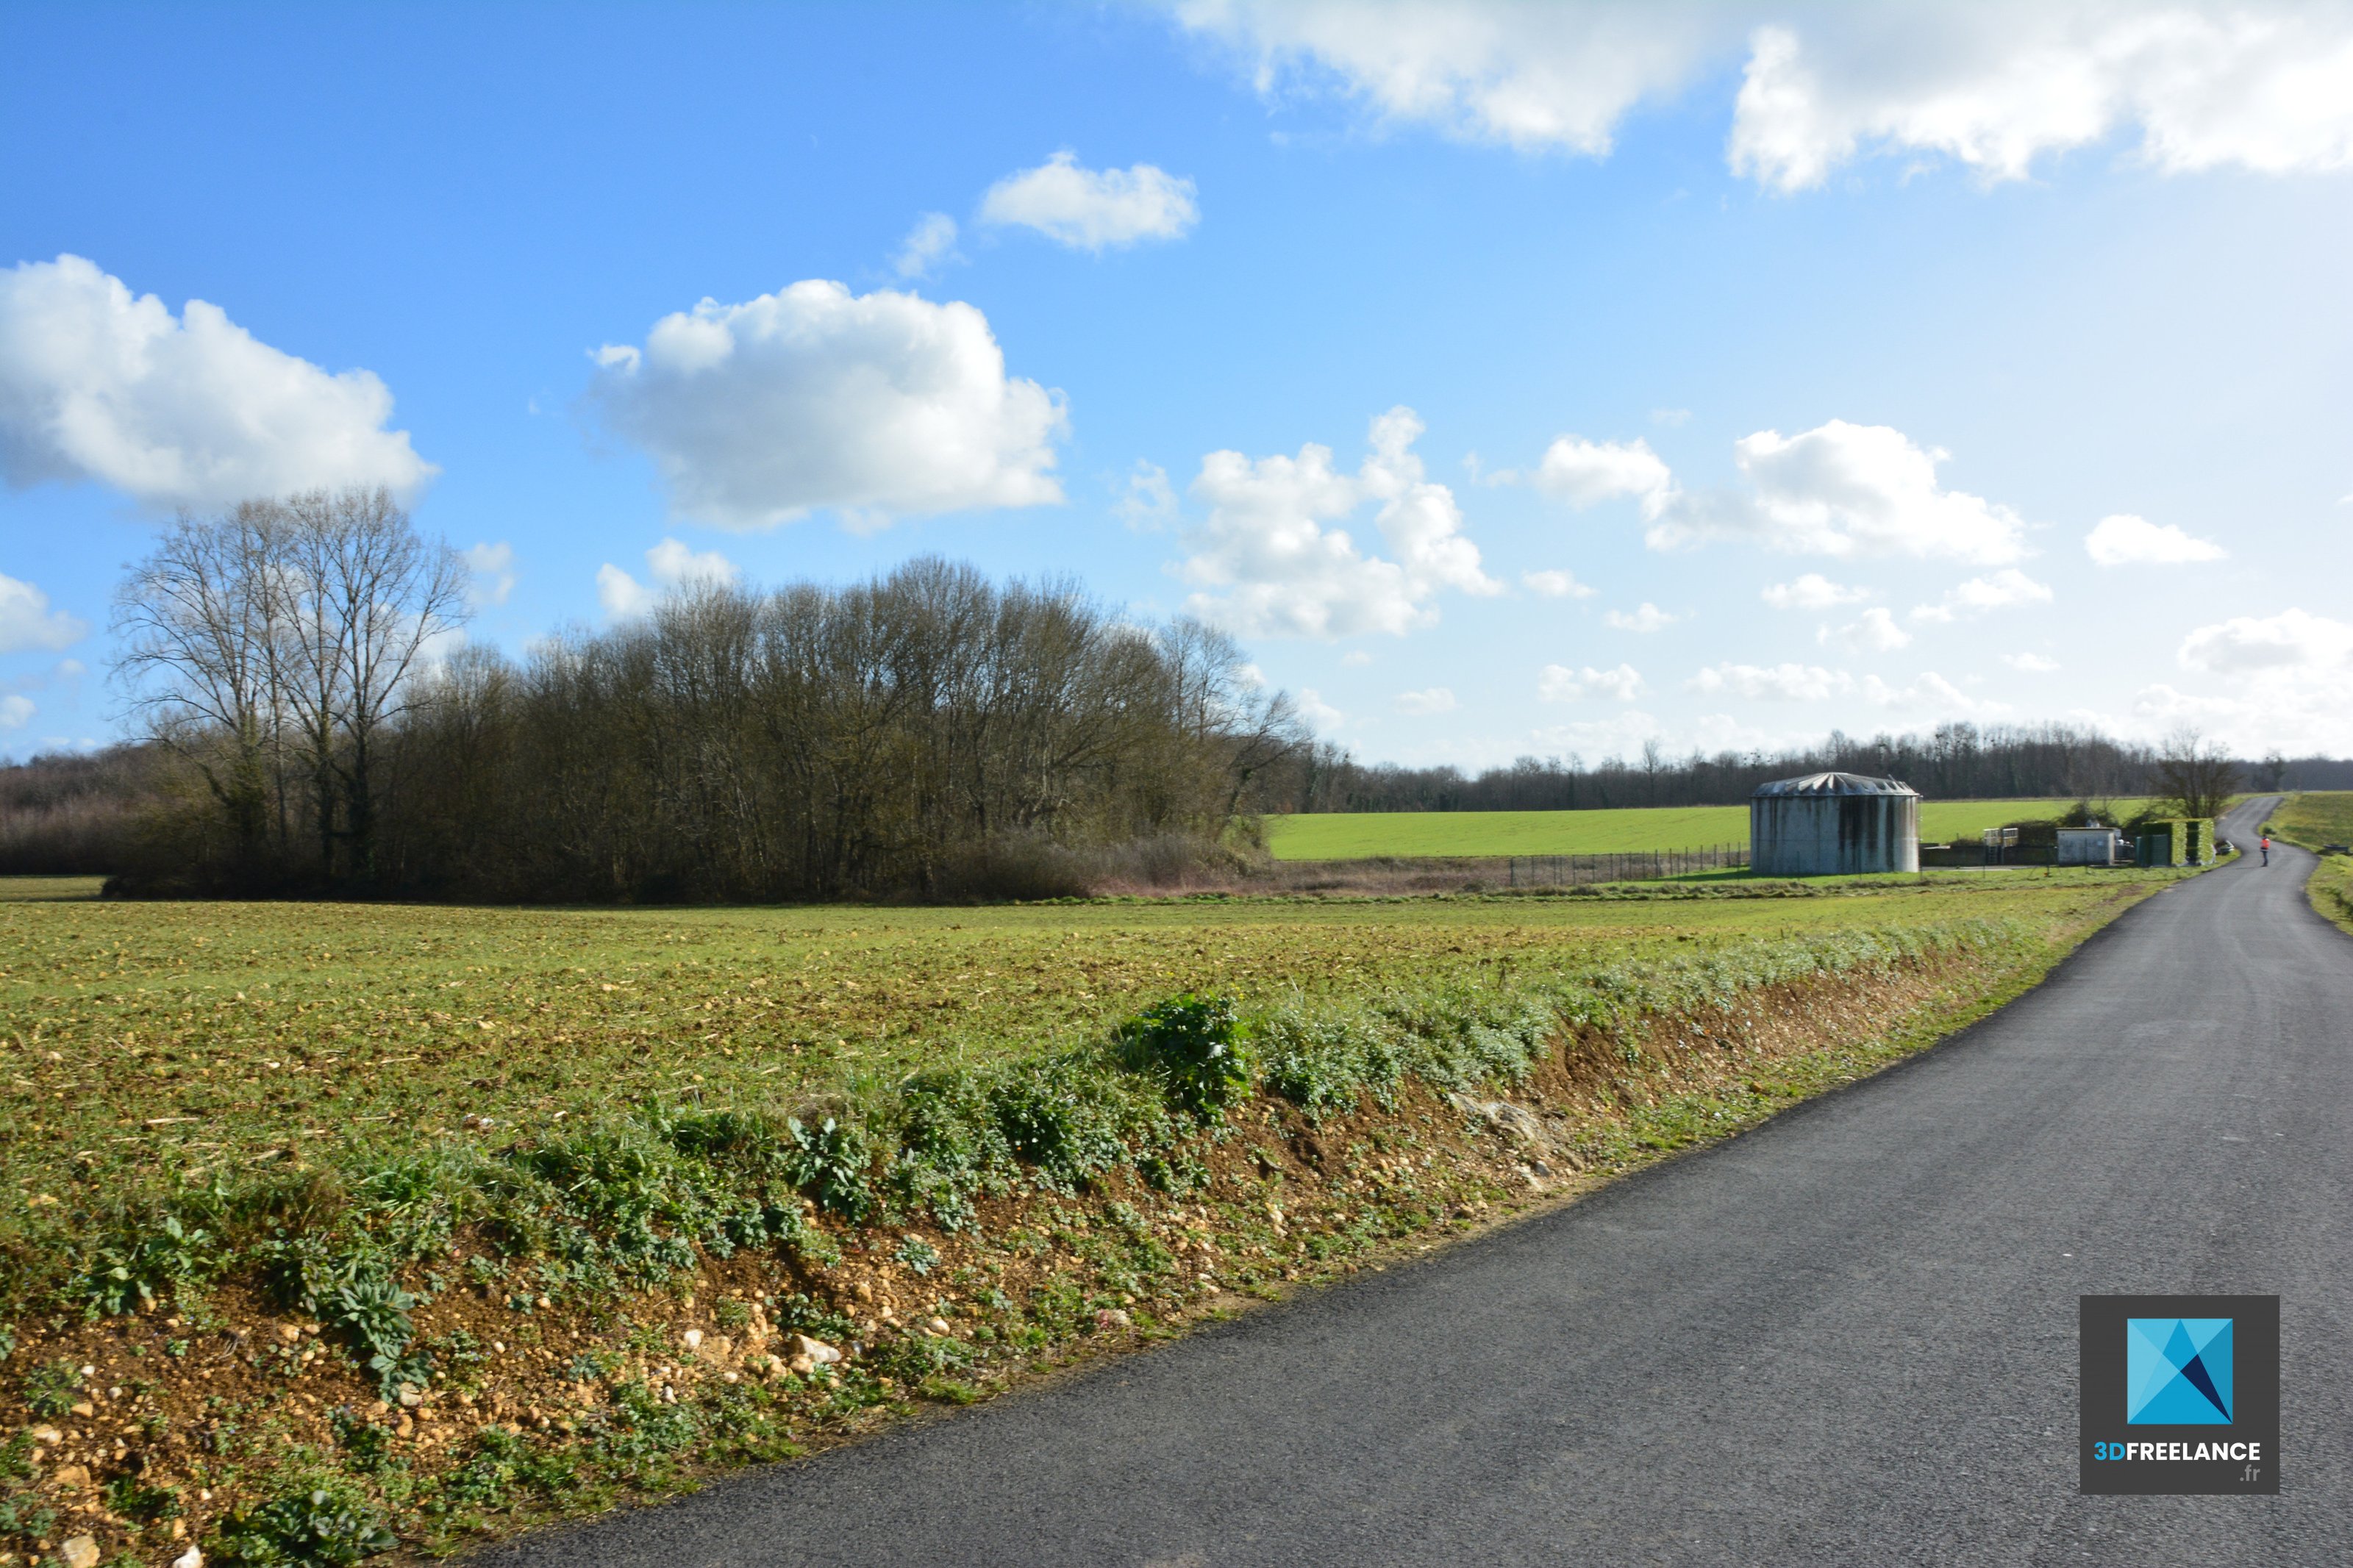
xmin=1264 ymin=798 xmax=2159 ymax=860
xmin=0 ymin=872 xmax=2186 ymax=1563
xmin=2266 ymin=792 xmax=2353 ymax=934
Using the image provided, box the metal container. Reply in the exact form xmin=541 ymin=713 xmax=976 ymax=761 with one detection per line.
xmin=1749 ymin=772 xmax=1921 ymax=876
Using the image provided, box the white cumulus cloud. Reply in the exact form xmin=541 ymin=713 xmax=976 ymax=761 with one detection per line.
xmin=596 ymin=537 xmax=740 ymax=622
xmin=2003 ymin=652 xmax=2061 ymax=672
xmin=1603 ymin=602 xmax=1677 ymax=632
xmin=1115 ymin=460 xmax=1179 ymax=531
xmin=1821 ymin=606 xmax=1913 ymax=653
xmin=1521 ymin=568 xmax=1597 ymax=598
xmin=1911 ymin=568 xmax=2054 ymax=623
xmin=891 ymin=213 xmax=962 ymax=279
xmin=1394 ymin=686 xmax=1458 ymax=715
xmin=588 ymin=279 xmax=1065 ymax=531
xmin=1174 ymin=3 xmax=2353 ymax=188
xmin=463 ymin=543 xmax=517 ymax=608
xmin=0 ymin=572 xmax=88 ymax=653
xmin=1532 ymin=434 xmax=1674 ymax=511
xmin=1861 ymin=670 xmax=2008 ymax=716
xmin=0 ymin=254 xmax=434 ymax=510
xmin=1538 ymin=662 xmax=1645 ymax=701
xmin=2178 ymin=606 xmax=2353 ymax=676
xmin=1179 ymin=406 xmax=1499 ymax=640
xmin=1763 ymin=573 xmax=1869 ymax=610
xmin=1646 ymin=419 xmax=2029 ymax=565
xmin=1296 ymin=687 xmax=1344 ymax=731
xmin=1729 ymin=6 xmax=2353 ymax=193
xmin=1688 ymin=661 xmax=1853 ymax=701
xmin=1171 ymin=0 xmax=1721 ymax=157
xmin=2084 ymin=512 xmax=2226 ymax=565
xmin=0 ymin=694 xmax=33 ymax=730
xmin=978 ymin=152 xmax=1200 ymax=250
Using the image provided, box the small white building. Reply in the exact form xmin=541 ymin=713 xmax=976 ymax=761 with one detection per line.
xmin=2055 ymin=825 xmax=2122 ymax=866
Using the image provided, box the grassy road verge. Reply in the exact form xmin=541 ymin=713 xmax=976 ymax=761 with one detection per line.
xmin=0 ymin=870 xmax=2185 ymax=1564
xmin=2266 ymin=792 xmax=2353 ymax=934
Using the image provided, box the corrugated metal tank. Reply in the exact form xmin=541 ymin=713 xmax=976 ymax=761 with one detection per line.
xmin=1749 ymin=772 xmax=1920 ymax=876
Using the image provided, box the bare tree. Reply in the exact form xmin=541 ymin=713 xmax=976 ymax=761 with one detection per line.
xmin=112 ymin=504 xmax=293 ymax=863
xmin=278 ymin=488 xmax=468 ymax=881
xmin=2153 ymin=728 xmax=2238 ymax=820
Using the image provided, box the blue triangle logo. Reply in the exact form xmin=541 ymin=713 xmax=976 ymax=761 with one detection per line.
xmin=2127 ymin=1317 xmax=2232 ymax=1424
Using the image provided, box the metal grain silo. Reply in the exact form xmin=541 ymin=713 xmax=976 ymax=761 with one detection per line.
xmin=1749 ymin=772 xmax=1920 ymax=876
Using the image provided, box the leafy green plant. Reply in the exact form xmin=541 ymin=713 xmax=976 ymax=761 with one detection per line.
xmin=19 ymin=1358 xmax=79 ymax=1417
xmin=78 ymin=1214 xmax=218 ymax=1315
xmin=1124 ymin=994 xmax=1252 ymax=1120
xmin=329 ymin=1408 xmax=395 ymax=1473
xmin=103 ymin=1472 xmax=182 ymax=1523
xmin=207 ymin=1482 xmax=397 ymax=1565
xmin=783 ymin=1117 xmax=874 ymax=1222
xmin=892 ymin=1235 xmax=940 ymax=1276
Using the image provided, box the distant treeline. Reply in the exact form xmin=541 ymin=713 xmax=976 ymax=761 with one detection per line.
xmin=1282 ymin=725 xmax=2351 ymax=815
xmin=6 ymin=493 xmax=1303 ymax=899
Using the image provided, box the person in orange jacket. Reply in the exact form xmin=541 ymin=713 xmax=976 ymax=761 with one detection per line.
xmin=2260 ymin=834 xmax=2271 ymax=866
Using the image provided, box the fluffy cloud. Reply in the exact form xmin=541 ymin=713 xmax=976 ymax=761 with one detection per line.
xmin=0 ymin=254 xmax=433 ymax=510
xmin=1646 ymin=420 xmax=2028 ymax=564
xmin=596 ymin=537 xmax=740 ymax=621
xmin=1172 ymin=1 xmax=1720 ymax=156
xmin=1296 ymin=687 xmax=1344 ymax=730
xmin=589 ymin=280 xmax=1065 ymax=530
xmin=1394 ymin=686 xmax=1457 ymax=715
xmin=1762 ymin=573 xmax=1868 ymax=610
xmin=1821 ymin=606 xmax=1912 ymax=652
xmin=2084 ymin=512 xmax=2226 ymax=565
xmin=1730 ymin=6 xmax=2353 ymax=193
xmin=1603 ymin=602 xmax=1677 ymax=632
xmin=1521 ymin=568 xmax=1597 ymax=598
xmin=1174 ymin=4 xmax=2353 ymax=187
xmin=1860 ymin=670 xmax=2011 ymax=717
xmin=979 ymin=152 xmax=1199 ymax=250
xmin=1115 ymin=460 xmax=1179 ymax=531
xmin=0 ymin=572 xmax=88 ymax=653
xmin=2178 ymin=606 xmax=2353 ymax=676
xmin=2004 ymin=652 xmax=2061 ymax=672
xmin=1179 ymin=407 xmax=1499 ymax=639
xmin=1910 ymin=568 xmax=2054 ymax=623
xmin=0 ymin=695 xmax=32 ymax=730
xmin=463 ymin=543 xmax=517 ymax=608
xmin=1688 ymin=661 xmax=1852 ymax=701
xmin=1538 ymin=662 xmax=1644 ymax=701
xmin=892 ymin=213 xmax=962 ymax=279
xmin=1532 ymin=434 xmax=1673 ymax=510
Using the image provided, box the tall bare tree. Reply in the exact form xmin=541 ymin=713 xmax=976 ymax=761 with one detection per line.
xmin=112 ymin=504 xmax=293 ymax=863
xmin=2153 ymin=727 xmax=2239 ymax=821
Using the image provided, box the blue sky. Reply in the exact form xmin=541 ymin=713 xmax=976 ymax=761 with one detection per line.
xmin=4 ymin=1 xmax=2351 ymax=765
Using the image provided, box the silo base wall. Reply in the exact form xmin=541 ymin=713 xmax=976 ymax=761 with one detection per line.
xmin=1750 ymin=795 xmax=1920 ymax=877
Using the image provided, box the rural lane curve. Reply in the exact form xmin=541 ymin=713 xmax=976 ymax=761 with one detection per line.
xmin=483 ymin=796 xmax=2350 ymax=1567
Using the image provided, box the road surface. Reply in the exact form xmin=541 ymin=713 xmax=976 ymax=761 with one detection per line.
xmin=485 ymin=797 xmax=2349 ymax=1566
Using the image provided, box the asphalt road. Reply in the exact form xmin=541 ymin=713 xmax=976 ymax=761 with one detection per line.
xmin=486 ymin=798 xmax=2350 ymax=1567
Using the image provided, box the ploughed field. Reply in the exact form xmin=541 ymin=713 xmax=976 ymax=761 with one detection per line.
xmin=0 ymin=870 xmax=2187 ymax=1562
xmin=1263 ymin=797 xmax=2160 ymax=861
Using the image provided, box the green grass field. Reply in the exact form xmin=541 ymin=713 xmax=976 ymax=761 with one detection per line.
xmin=0 ymin=870 xmax=2164 ymax=1201
xmin=1263 ymin=798 xmax=2159 ymax=861
xmin=0 ymin=870 xmax=2188 ymax=1562
xmin=2268 ymin=792 xmax=2353 ymax=934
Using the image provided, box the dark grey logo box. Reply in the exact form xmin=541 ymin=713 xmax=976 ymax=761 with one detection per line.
xmin=2080 ymin=1295 xmax=2279 ymax=1496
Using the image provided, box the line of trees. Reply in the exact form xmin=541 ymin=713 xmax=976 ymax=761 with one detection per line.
xmin=55 ymin=490 xmax=1305 ymax=899
xmin=1282 ymin=726 xmax=2346 ymax=817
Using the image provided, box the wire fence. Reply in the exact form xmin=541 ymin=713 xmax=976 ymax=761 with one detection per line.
xmin=1506 ymin=843 xmax=1749 ymax=887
